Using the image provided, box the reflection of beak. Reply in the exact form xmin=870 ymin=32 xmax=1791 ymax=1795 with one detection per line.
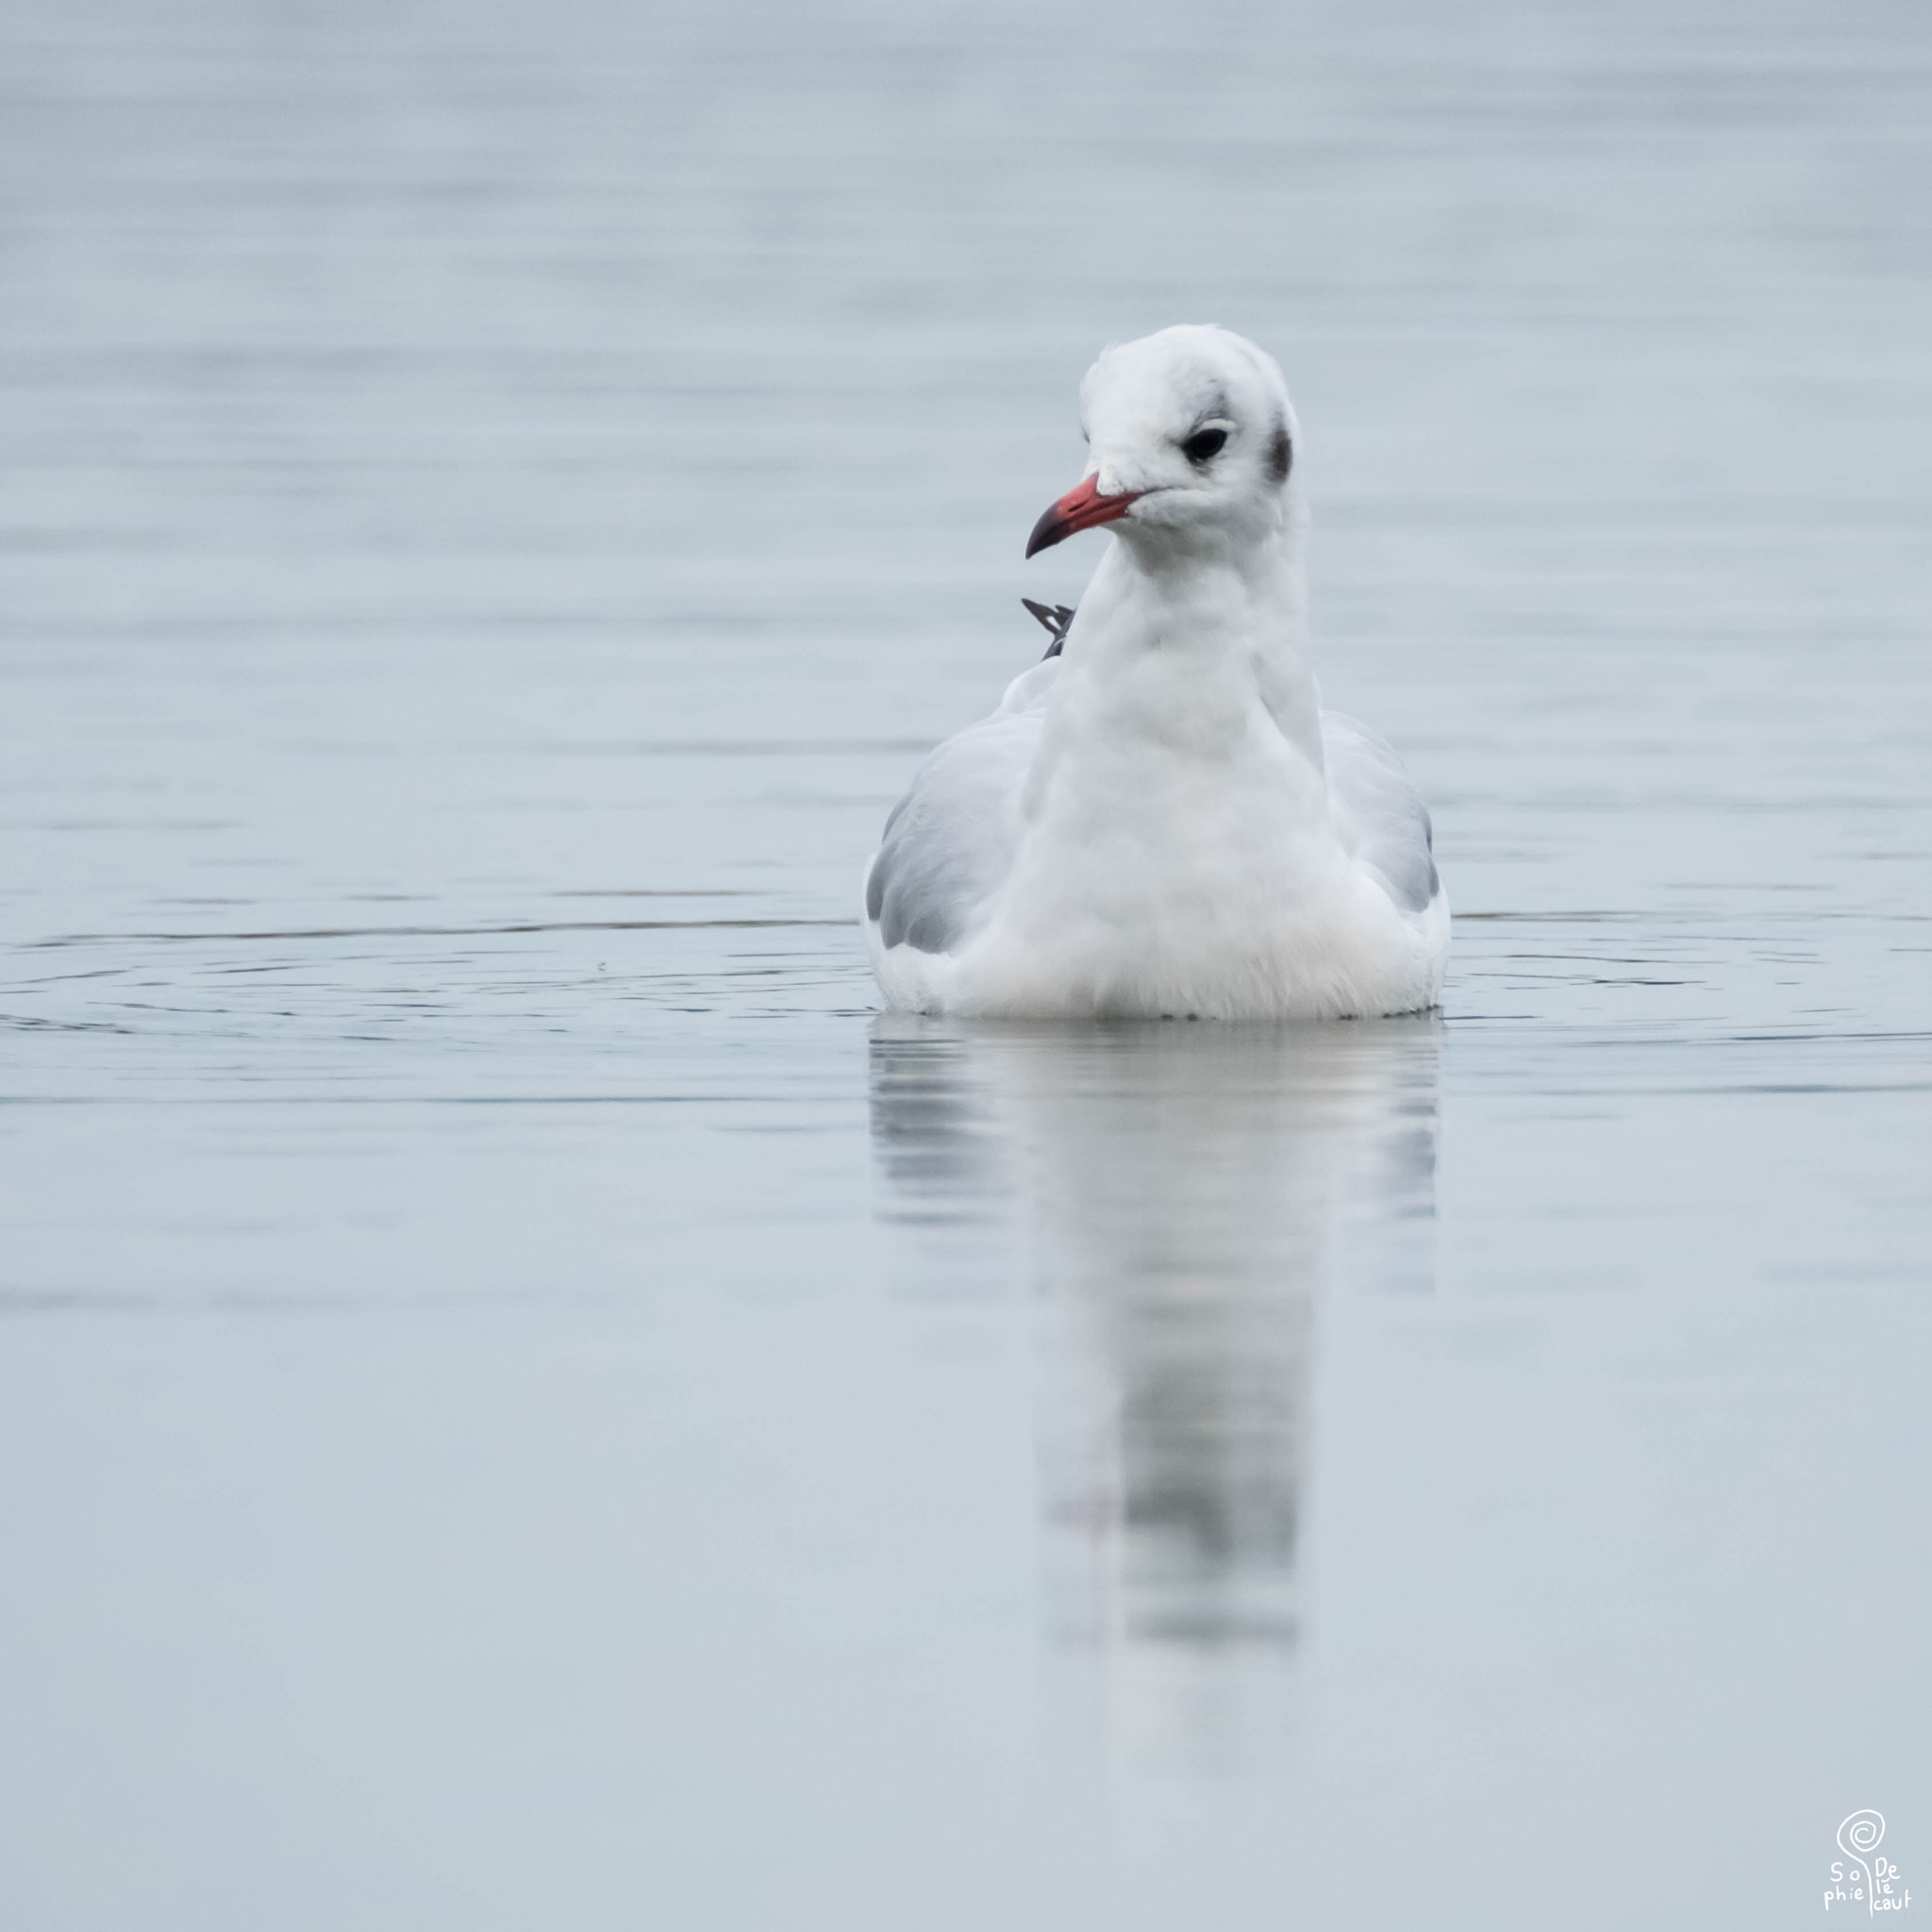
xmin=1024 ymin=474 xmax=1143 ymax=558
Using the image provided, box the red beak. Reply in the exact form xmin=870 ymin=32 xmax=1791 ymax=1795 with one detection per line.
xmin=1024 ymin=474 xmax=1143 ymax=558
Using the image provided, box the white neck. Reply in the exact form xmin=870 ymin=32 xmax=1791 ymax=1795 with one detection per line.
xmin=1058 ymin=509 xmax=1323 ymax=770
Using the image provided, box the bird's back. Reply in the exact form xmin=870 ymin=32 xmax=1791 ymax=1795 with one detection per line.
xmin=863 ymin=658 xmax=1054 ymax=971
xmin=1320 ymin=710 xmax=1441 ymax=917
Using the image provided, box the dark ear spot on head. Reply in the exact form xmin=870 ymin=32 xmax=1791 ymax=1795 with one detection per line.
xmin=1266 ymin=420 xmax=1292 ymax=486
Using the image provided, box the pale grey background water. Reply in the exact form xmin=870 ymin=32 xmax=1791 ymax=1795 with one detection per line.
xmin=2 ymin=2 xmax=1929 ymax=1926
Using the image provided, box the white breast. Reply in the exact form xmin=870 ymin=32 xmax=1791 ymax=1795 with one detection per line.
xmin=942 ymin=640 xmax=1445 ymax=1020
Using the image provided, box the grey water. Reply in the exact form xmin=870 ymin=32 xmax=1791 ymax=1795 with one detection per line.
xmin=3 ymin=1 xmax=1929 ymax=1925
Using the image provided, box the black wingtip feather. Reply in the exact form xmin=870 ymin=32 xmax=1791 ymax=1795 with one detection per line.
xmin=1021 ymin=598 xmax=1077 ymax=659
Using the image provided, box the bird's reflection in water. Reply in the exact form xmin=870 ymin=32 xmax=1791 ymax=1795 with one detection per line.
xmin=869 ymin=1015 xmax=1440 ymax=1764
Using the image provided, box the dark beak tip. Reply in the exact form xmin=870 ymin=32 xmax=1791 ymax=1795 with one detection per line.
xmin=1024 ymin=508 xmax=1067 ymax=560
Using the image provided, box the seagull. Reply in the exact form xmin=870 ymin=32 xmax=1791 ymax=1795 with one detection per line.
xmin=864 ymin=325 xmax=1449 ymax=1020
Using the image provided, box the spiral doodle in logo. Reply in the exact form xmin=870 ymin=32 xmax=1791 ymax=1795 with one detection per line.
xmin=1840 ymin=1813 xmax=1886 ymax=1908
xmin=1827 ymin=1810 xmax=1909 ymax=1915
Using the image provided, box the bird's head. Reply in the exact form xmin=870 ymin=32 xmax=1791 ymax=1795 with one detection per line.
xmin=1025 ymin=325 xmax=1300 ymax=566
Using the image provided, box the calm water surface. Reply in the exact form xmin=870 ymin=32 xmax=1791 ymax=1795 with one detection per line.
xmin=3 ymin=2 xmax=1930 ymax=1926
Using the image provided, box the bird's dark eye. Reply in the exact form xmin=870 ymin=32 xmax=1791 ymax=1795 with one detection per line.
xmin=1181 ymin=427 xmax=1228 ymax=464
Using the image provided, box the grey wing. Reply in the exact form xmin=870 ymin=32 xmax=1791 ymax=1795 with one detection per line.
xmin=864 ymin=663 xmax=1055 ymax=956
xmin=1321 ymin=710 xmax=1441 ymax=914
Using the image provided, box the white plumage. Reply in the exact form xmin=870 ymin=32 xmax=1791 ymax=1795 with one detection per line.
xmin=865 ymin=325 xmax=1448 ymax=1020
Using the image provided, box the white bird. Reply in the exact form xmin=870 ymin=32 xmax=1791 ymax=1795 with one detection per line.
xmin=864 ymin=325 xmax=1449 ymax=1020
